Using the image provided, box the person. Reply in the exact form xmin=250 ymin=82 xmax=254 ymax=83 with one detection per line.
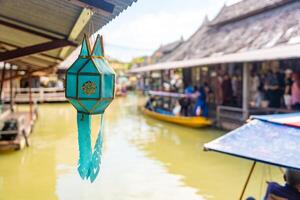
xmin=214 ymin=73 xmax=223 ymax=105
xmin=145 ymin=97 xmax=156 ymax=111
xmin=221 ymin=74 xmax=233 ymax=106
xmin=172 ymin=100 xmax=181 ymax=116
xmin=194 ymin=83 xmax=209 ymax=117
xmin=291 ymin=72 xmax=300 ymax=110
xmin=265 ymin=70 xmax=281 ymax=108
xmin=264 ymin=169 xmax=300 ymax=200
xmin=277 ymin=69 xmax=286 ymax=107
xmin=236 ymin=74 xmax=243 ymax=107
xmin=250 ymin=72 xmax=260 ymax=107
xmin=284 ymin=69 xmax=293 ymax=109
xmin=179 ymin=85 xmax=194 ymax=116
xmin=184 ymin=84 xmax=194 ymax=94
xmin=232 ymin=74 xmax=238 ymax=105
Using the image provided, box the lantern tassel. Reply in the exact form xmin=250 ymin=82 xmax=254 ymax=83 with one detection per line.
xmin=77 ymin=113 xmax=92 ymax=179
xmin=88 ymin=114 xmax=104 ymax=182
xmin=77 ymin=113 xmax=104 ymax=182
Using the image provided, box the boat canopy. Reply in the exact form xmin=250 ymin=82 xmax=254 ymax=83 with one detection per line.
xmin=204 ymin=113 xmax=300 ymax=170
xmin=149 ymin=90 xmax=189 ymax=98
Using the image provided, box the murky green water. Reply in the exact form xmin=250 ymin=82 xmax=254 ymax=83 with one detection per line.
xmin=0 ymin=93 xmax=283 ymax=200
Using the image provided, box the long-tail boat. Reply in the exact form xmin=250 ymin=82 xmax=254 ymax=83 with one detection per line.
xmin=142 ymin=90 xmax=212 ymax=128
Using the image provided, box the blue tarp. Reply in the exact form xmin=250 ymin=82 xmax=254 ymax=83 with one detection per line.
xmin=204 ymin=113 xmax=300 ymax=170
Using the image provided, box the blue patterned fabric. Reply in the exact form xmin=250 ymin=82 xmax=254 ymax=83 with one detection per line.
xmin=204 ymin=117 xmax=300 ymax=170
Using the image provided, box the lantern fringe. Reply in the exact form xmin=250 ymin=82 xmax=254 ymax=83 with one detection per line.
xmin=77 ymin=113 xmax=104 ymax=182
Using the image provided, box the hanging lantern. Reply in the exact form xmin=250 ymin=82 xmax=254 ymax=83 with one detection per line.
xmin=65 ymin=34 xmax=115 ymax=182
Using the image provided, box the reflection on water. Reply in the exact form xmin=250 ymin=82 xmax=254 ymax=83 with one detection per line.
xmin=0 ymin=93 xmax=282 ymax=200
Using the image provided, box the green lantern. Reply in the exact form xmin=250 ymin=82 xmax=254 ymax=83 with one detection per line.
xmin=65 ymin=34 xmax=115 ymax=182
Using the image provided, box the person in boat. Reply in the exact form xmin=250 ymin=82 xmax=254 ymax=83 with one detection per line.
xmin=172 ymin=100 xmax=181 ymax=116
xmin=194 ymin=83 xmax=209 ymax=117
xmin=179 ymin=85 xmax=194 ymax=116
xmin=263 ymin=169 xmax=300 ymax=200
xmin=145 ymin=97 xmax=156 ymax=111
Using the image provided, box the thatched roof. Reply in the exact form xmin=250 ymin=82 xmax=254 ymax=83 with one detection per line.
xmin=210 ymin=0 xmax=292 ymax=26
xmin=163 ymin=0 xmax=300 ymax=62
xmin=150 ymin=38 xmax=184 ymax=63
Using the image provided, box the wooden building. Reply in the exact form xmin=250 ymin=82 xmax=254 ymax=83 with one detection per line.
xmin=131 ymin=0 xmax=300 ymax=129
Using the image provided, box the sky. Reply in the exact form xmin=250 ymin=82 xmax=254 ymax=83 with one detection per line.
xmin=98 ymin=0 xmax=242 ymax=62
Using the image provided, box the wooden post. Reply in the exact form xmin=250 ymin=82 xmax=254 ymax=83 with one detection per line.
xmin=239 ymin=161 xmax=256 ymax=200
xmin=161 ymin=70 xmax=164 ymax=89
xmin=9 ymin=64 xmax=14 ymax=112
xmin=242 ymin=63 xmax=250 ymax=120
xmin=28 ymin=70 xmax=33 ymax=121
xmin=0 ymin=63 xmax=7 ymax=104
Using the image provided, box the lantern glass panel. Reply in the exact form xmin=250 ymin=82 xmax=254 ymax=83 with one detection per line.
xmin=102 ymin=74 xmax=114 ymax=98
xmin=68 ymin=58 xmax=89 ymax=73
xmin=66 ymin=74 xmax=77 ymax=98
xmin=80 ymin=60 xmax=99 ymax=74
xmin=80 ymin=100 xmax=99 ymax=112
xmin=92 ymin=100 xmax=112 ymax=114
xmin=94 ymin=59 xmax=111 ymax=74
xmin=69 ymin=99 xmax=86 ymax=113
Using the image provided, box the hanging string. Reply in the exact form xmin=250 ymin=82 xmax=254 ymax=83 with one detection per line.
xmin=91 ymin=14 xmax=96 ymax=44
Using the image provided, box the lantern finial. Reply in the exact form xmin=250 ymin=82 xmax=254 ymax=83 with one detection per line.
xmin=91 ymin=35 xmax=104 ymax=57
xmin=80 ymin=34 xmax=91 ymax=56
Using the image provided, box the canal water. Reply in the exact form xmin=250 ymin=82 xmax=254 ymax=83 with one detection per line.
xmin=0 ymin=93 xmax=282 ymax=200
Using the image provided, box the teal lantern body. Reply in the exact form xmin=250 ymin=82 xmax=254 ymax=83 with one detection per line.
xmin=65 ymin=34 xmax=115 ymax=182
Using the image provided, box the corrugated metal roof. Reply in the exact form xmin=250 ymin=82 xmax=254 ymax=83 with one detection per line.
xmin=0 ymin=0 xmax=137 ymax=70
xmin=130 ymin=43 xmax=300 ymax=73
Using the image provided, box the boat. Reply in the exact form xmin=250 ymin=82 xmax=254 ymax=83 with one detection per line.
xmin=141 ymin=107 xmax=212 ymax=128
xmin=0 ymin=110 xmax=37 ymax=151
xmin=142 ymin=90 xmax=212 ymax=128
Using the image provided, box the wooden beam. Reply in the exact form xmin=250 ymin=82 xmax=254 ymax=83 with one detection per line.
xmin=3 ymin=65 xmax=56 ymax=81
xmin=0 ymin=63 xmax=7 ymax=103
xmin=28 ymin=70 xmax=33 ymax=121
xmin=0 ymin=18 xmax=62 ymax=40
xmin=9 ymin=65 xmax=14 ymax=112
xmin=59 ymin=8 xmax=93 ymax=58
xmin=9 ymin=60 xmax=43 ymax=70
xmin=0 ymin=41 xmax=64 ymax=61
xmin=0 ymin=39 xmax=77 ymax=62
xmin=71 ymin=0 xmax=114 ymax=15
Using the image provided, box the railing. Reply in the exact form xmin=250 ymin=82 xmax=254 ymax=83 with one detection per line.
xmin=2 ymin=87 xmax=67 ymax=103
xmin=216 ymin=105 xmax=245 ymax=130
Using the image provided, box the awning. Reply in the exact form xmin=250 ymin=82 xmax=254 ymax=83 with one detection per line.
xmin=204 ymin=113 xmax=300 ymax=170
xmin=0 ymin=0 xmax=137 ymax=72
xmin=130 ymin=43 xmax=300 ymax=73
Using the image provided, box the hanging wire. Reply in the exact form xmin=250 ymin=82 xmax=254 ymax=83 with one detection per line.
xmin=91 ymin=13 xmax=96 ymax=44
